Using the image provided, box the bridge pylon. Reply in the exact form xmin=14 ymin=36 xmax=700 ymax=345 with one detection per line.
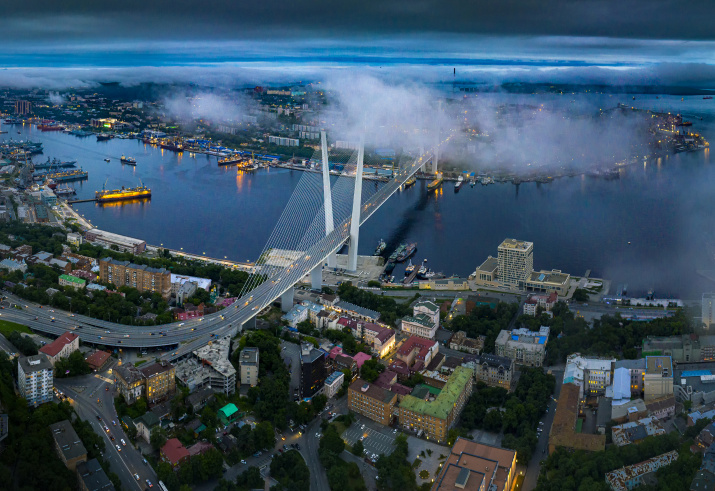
xmin=347 ymin=135 xmax=365 ymax=272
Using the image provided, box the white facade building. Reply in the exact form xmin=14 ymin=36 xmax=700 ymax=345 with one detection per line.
xmin=18 ymin=354 xmax=54 ymax=407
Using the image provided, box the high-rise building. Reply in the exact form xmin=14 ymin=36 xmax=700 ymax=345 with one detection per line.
xmin=14 ymin=100 xmax=31 ymax=115
xmin=497 ymin=238 xmax=534 ymax=287
xmin=300 ymin=344 xmax=327 ymax=398
xmin=17 ymin=354 xmax=53 ymax=407
xmin=703 ymin=293 xmax=715 ymax=330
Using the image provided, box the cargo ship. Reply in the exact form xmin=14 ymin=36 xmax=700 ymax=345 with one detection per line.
xmin=427 ymin=174 xmax=443 ymax=191
xmin=388 ymin=244 xmax=406 ymax=263
xmin=404 ymin=176 xmax=416 ymax=188
xmin=374 ymin=239 xmax=386 ymax=256
xmin=159 ymin=140 xmax=184 ymax=152
xmin=35 ymin=168 xmax=88 ymax=183
xmin=396 ymin=243 xmax=417 ymax=262
xmin=3 ymin=118 xmax=21 ymax=124
xmin=96 ymin=185 xmax=151 ymax=203
xmin=218 ymin=154 xmax=245 ymax=166
xmin=120 ymin=155 xmax=137 ymax=165
xmin=38 ymin=122 xmax=63 ymax=131
xmin=34 ymin=157 xmax=77 ymax=170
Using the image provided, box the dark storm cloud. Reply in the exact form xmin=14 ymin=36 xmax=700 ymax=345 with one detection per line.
xmin=3 ymin=0 xmax=715 ymax=41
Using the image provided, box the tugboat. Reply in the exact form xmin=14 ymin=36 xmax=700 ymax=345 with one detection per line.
xmin=454 ymin=175 xmax=464 ymax=192
xmin=416 ymin=259 xmax=428 ymax=279
xmin=404 ymin=260 xmax=415 ymax=276
xmin=374 ymin=239 xmax=386 ymax=256
xmin=120 ymin=155 xmax=137 ymax=165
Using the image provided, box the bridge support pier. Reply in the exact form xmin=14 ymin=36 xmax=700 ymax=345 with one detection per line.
xmin=310 ymin=265 xmax=322 ymax=291
xmin=280 ymin=287 xmax=295 ymax=312
xmin=242 ymin=316 xmax=256 ymax=331
xmin=347 ymin=136 xmax=365 ymax=272
xmin=431 ymin=143 xmax=439 ymax=174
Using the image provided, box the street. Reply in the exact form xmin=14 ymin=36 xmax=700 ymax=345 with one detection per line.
xmin=55 ymin=362 xmax=157 ymax=491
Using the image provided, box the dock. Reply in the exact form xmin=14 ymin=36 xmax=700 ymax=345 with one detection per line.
xmin=403 ymin=268 xmax=418 ymax=285
xmin=67 ymin=198 xmax=97 ymax=204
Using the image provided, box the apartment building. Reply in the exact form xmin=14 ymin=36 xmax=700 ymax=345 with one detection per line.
xmin=77 ymin=458 xmax=115 ymax=491
xmin=497 ymin=238 xmax=534 ymax=287
xmin=39 ymin=331 xmax=79 ymax=366
xmin=99 ymin=258 xmax=171 ymax=299
xmin=49 ymin=420 xmax=87 ymax=471
xmin=239 ymin=347 xmax=259 ymax=386
xmin=704 ymin=293 xmax=715 ymax=330
xmin=644 ymin=356 xmax=673 ymax=402
xmin=473 ymin=353 xmax=514 ymax=390
xmin=348 ymin=379 xmax=398 ymax=425
xmin=18 ymin=354 xmax=53 ymax=407
xmin=115 ymin=361 xmax=176 ymax=404
xmin=398 ymin=366 xmax=473 ymax=443
xmin=324 ymin=371 xmax=345 ymax=399
xmin=495 ymin=326 xmax=550 ymax=367
xmin=361 ymin=323 xmax=396 ymax=358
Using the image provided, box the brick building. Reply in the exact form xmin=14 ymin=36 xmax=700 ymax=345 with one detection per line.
xmin=99 ymin=258 xmax=171 ymax=298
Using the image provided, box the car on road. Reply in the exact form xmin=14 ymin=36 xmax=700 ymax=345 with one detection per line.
xmin=146 ymin=480 xmax=153 ymax=488
xmin=96 ymin=415 xmax=102 ymax=421
xmin=110 ymin=434 xmax=115 ymax=441
xmin=111 ymin=420 xmax=116 ymax=426
xmin=134 ymin=474 xmax=140 ymax=480
xmin=315 ymin=432 xmax=321 ymax=438
xmin=142 ymin=458 xmax=148 ymax=465
xmin=240 ymin=460 xmax=247 ymax=464
xmin=104 ymin=426 xmax=109 ymax=432
xmin=121 ymin=439 xmax=126 ymax=446
xmin=115 ymin=445 xmax=121 ymax=452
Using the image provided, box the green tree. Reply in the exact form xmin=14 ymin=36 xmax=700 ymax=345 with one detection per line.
xmin=360 ymin=358 xmax=385 ymax=383
xmin=352 ymin=439 xmax=364 ymax=456
xmin=150 ymin=428 xmax=167 ymax=450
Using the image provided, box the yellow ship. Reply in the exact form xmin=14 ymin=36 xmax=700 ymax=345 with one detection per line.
xmin=427 ymin=173 xmax=443 ymax=191
xmin=95 ymin=185 xmax=151 ymax=203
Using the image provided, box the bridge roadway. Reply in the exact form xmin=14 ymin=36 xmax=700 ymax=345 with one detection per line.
xmin=1 ymin=145 xmax=445 ymax=362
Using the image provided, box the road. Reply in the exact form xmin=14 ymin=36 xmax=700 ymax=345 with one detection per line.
xmin=521 ymin=366 xmax=565 ymax=491
xmin=55 ymin=362 xmax=158 ymax=491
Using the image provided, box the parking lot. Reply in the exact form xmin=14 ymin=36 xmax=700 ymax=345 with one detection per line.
xmin=342 ymin=420 xmax=397 ymax=457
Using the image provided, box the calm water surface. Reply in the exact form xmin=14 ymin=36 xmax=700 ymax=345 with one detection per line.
xmin=3 ymin=94 xmax=715 ymax=299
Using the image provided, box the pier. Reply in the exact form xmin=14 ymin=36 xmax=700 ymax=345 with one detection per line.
xmin=67 ymin=198 xmax=97 ymax=204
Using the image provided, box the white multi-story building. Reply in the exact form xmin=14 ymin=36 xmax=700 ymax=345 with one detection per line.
xmin=495 ymin=326 xmax=550 ymax=367
xmin=704 ymin=293 xmax=715 ymax=330
xmin=497 ymin=238 xmax=534 ymax=287
xmin=564 ymin=353 xmax=616 ymax=399
xmin=268 ymin=136 xmax=299 ymax=147
xmin=18 ymin=354 xmax=54 ymax=407
xmin=324 ymin=370 xmax=345 ymax=399
xmin=401 ymin=300 xmax=440 ymax=339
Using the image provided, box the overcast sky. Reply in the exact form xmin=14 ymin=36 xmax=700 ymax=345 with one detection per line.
xmin=1 ymin=1 xmax=714 ymax=87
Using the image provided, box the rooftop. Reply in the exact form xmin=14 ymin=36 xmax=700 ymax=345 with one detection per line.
xmin=139 ymin=361 xmax=174 ymax=378
xmin=50 ymin=420 xmax=87 ymax=462
xmin=335 ymin=300 xmax=380 ymax=320
xmin=18 ymin=353 xmax=52 ymax=373
xmin=350 ymin=378 xmax=398 ymax=405
xmin=527 ymin=269 xmax=570 ymax=285
xmin=498 ymin=238 xmax=533 ymax=251
xmin=399 ymin=366 xmax=472 ymax=420
xmin=39 ymin=331 xmax=78 ymax=358
xmin=193 ymin=336 xmax=236 ymax=378
xmin=58 ymin=274 xmax=85 ymax=285
xmin=91 ymin=229 xmax=145 ymax=247
xmin=162 ymin=438 xmax=190 ymax=465
xmin=76 ymin=458 xmax=114 ymax=491
xmin=240 ymin=347 xmax=259 ymax=366
xmin=476 ymin=256 xmax=499 ymax=273
xmin=646 ymin=355 xmax=673 ymax=376
xmin=612 ymin=417 xmax=665 ymax=446
xmin=435 ymin=437 xmax=516 ymax=491
xmin=549 ymin=383 xmax=606 ymax=453
xmin=605 ymin=451 xmax=678 ymax=491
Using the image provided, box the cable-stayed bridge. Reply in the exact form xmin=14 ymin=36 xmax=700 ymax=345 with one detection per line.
xmin=0 ymin=132 xmax=449 ymax=361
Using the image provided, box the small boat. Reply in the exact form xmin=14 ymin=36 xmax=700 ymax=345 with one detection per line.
xmin=120 ymin=155 xmax=136 ymax=165
xmin=374 ymin=239 xmax=386 ymax=256
xmin=454 ymin=175 xmax=464 ymax=192
xmin=104 ymin=158 xmax=110 ymax=162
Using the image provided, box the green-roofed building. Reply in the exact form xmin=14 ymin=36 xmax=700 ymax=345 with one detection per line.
xmin=398 ymin=366 xmax=473 ymax=443
xmin=58 ymin=274 xmax=86 ymax=290
xmin=218 ymin=403 xmax=241 ymax=426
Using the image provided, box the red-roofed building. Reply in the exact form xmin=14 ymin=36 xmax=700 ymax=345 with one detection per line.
xmin=362 ymin=323 xmax=396 ymax=358
xmin=523 ymin=292 xmax=558 ymax=316
xmin=397 ymin=336 xmax=438 ymax=367
xmin=85 ymin=350 xmax=111 ymax=371
xmin=161 ymin=438 xmax=190 ymax=468
xmin=39 ymin=331 xmax=79 ymax=366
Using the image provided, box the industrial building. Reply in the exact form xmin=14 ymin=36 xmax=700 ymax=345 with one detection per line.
xmin=85 ymin=229 xmax=146 ymax=254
